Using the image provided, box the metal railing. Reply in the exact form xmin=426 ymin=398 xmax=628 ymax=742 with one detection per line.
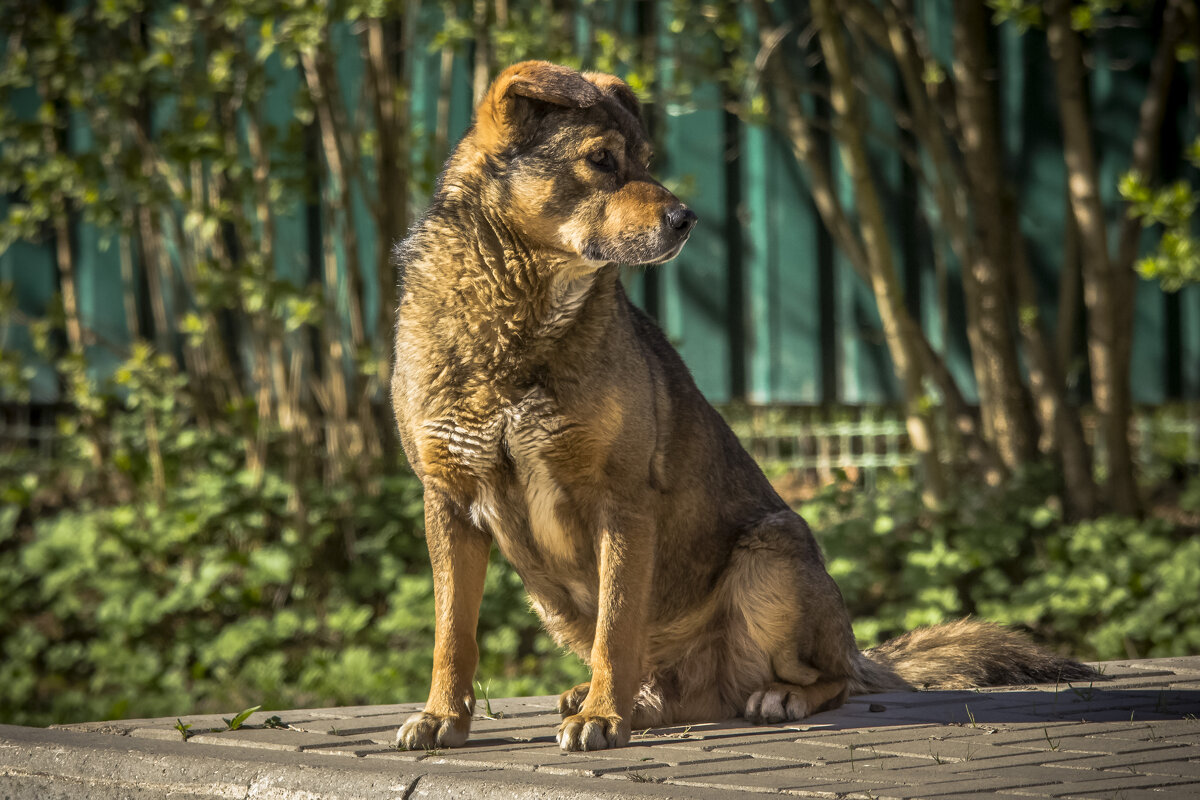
xmin=4 ymin=403 xmax=1199 ymax=484
xmin=722 ymin=404 xmax=1200 ymax=483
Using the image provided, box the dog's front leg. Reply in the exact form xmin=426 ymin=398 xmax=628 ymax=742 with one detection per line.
xmin=397 ymin=490 xmax=491 ymax=750
xmin=557 ymin=509 xmax=654 ymax=751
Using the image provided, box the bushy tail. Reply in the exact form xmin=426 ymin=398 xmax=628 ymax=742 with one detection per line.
xmin=848 ymin=618 xmax=1097 ymax=694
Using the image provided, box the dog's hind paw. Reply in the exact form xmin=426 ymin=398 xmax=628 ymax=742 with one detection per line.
xmin=557 ymin=682 xmax=590 ymax=717
xmin=745 ymin=678 xmax=848 ymax=724
xmin=556 ymin=713 xmax=628 ymax=751
xmin=396 ymin=710 xmax=470 ymax=750
xmin=744 ymin=683 xmax=810 ymax=724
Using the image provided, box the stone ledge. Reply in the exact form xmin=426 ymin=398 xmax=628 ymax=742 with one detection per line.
xmin=2 ymin=658 xmax=1199 ymax=799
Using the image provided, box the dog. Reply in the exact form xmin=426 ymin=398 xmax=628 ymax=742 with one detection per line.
xmin=389 ymin=61 xmax=1093 ymax=752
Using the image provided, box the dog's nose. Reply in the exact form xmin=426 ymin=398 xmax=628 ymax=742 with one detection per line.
xmin=665 ymin=205 xmax=698 ymax=234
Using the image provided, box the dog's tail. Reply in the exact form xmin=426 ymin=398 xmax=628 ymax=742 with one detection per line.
xmin=848 ymin=618 xmax=1097 ymax=694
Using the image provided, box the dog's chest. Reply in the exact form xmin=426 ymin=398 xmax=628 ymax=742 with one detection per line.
xmin=418 ymin=389 xmax=586 ymax=565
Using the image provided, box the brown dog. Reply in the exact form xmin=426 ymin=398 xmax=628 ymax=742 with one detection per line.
xmin=390 ymin=61 xmax=1092 ymax=752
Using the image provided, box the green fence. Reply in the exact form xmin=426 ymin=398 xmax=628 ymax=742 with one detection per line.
xmin=2 ymin=1 xmax=1198 ymax=407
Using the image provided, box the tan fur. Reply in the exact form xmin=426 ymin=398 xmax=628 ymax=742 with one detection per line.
xmin=391 ymin=61 xmax=1094 ymax=753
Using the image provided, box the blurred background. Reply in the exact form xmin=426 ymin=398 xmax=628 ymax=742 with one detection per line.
xmin=1 ymin=0 xmax=1198 ymax=726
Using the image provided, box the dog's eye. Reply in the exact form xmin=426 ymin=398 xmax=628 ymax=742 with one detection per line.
xmin=587 ymin=149 xmax=618 ymax=173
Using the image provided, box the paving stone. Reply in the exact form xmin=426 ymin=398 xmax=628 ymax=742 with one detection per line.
xmin=285 ymin=712 xmax=554 ymax=746
xmin=918 ymin=750 xmax=1101 ymax=773
xmin=360 ymin=746 xmax=431 ymax=761
xmin=553 ymin=743 xmax=704 ymax=768
xmin=1059 ymin=787 xmax=1200 ymax=800
xmin=1005 ymin=735 xmax=1190 ymax=756
xmin=632 ymin=758 xmax=898 ymax=794
xmin=733 ymin=741 xmax=936 ymax=771
xmin=285 ymin=714 xmax=407 ymax=741
xmin=288 ymin=702 xmax=425 ymax=719
xmin=127 ymin=726 xmax=192 ymax=742
xmin=645 ymin=728 xmax=803 ymax=753
xmin=883 ymin=761 xmax=1106 ymax=786
xmin=422 ymin=750 xmax=627 ymax=776
xmin=865 ymin=772 xmax=1080 ymax=797
xmin=867 ymin=737 xmax=1050 ymax=763
xmin=781 ymin=781 xmax=913 ymax=798
xmin=296 ymin=743 xmax=400 ymax=758
xmin=781 ymin=784 xmax=913 ymax=799
xmin=1062 ymin=720 xmax=1200 ymax=742
xmin=1122 ymin=658 xmax=1200 ymax=676
xmin=1084 ymin=662 xmax=1175 ymax=676
xmin=797 ymin=723 xmax=1029 ymax=748
xmin=439 ymin=742 xmax=670 ymax=773
xmin=1065 ymin=674 xmax=1180 ymax=691
xmin=1051 ymin=708 xmax=1184 ymax=723
xmin=1008 ymin=775 xmax=1200 ymax=798
xmin=187 ymin=727 xmax=370 ymax=751
xmin=845 ymin=690 xmax=983 ymax=708
xmin=1052 ymin=752 xmax=1200 ymax=778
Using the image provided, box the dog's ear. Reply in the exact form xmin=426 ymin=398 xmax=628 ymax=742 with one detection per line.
xmin=475 ymin=61 xmax=602 ymax=153
xmin=583 ymin=72 xmax=642 ymax=124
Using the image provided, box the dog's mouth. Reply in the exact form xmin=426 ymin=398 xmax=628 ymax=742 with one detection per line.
xmin=642 ymin=236 xmax=690 ymax=266
xmin=583 ymin=229 xmax=693 ymax=267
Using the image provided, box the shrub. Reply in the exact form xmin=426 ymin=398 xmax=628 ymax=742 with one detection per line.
xmin=0 ymin=347 xmax=586 ymax=726
xmin=2 ymin=347 xmax=1195 ymax=726
xmin=804 ymin=467 xmax=1199 ymax=661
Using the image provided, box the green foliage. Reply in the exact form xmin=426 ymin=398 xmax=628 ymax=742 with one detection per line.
xmin=222 ymin=705 xmax=261 ymax=731
xmin=988 ymin=0 xmax=1044 ymax=33
xmin=173 ymin=718 xmax=192 ymax=740
xmin=804 ymin=467 xmax=1199 ymax=660
xmin=989 ymin=3 xmax=1200 ymax=292
xmin=988 ymin=0 xmax=1134 ymax=34
xmin=2 ymin=337 xmax=1196 ymax=726
xmin=0 ymin=345 xmax=586 ymax=727
xmin=1121 ymin=160 xmax=1200 ymax=291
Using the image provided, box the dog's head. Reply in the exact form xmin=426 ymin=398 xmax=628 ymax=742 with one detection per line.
xmin=461 ymin=61 xmax=697 ymax=267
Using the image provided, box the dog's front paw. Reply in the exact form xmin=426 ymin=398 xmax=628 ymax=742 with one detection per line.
xmin=557 ymin=682 xmax=590 ymax=717
xmin=396 ymin=711 xmax=470 ymax=750
xmin=556 ymin=713 xmax=628 ymax=751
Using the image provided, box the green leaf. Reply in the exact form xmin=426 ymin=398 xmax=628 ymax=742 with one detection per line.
xmin=223 ymin=705 xmax=262 ymax=731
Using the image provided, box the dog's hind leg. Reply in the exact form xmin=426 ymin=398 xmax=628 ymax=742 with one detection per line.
xmin=722 ymin=510 xmax=858 ymax=722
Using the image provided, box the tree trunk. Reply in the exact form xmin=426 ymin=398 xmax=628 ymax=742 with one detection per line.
xmin=811 ymin=0 xmax=946 ymax=503
xmin=1046 ymin=0 xmax=1139 ymax=516
xmin=302 ymin=41 xmax=382 ymax=463
xmin=950 ymin=1 xmax=1038 ymax=470
xmin=1009 ymin=225 xmax=1098 ymax=518
xmin=472 ymin=0 xmax=491 ymax=104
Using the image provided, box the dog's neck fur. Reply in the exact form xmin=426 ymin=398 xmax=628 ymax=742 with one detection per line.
xmin=398 ymin=190 xmax=618 ymax=381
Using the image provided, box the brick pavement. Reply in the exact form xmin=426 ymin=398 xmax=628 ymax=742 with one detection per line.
xmin=1 ymin=657 xmax=1198 ymax=798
